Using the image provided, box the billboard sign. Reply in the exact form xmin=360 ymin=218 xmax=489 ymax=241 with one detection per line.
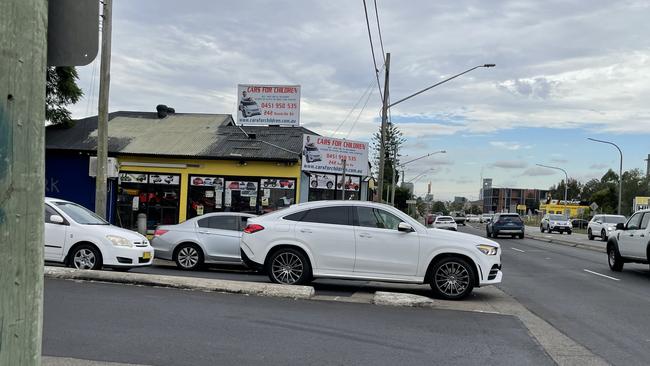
xmin=301 ymin=134 xmax=369 ymax=176
xmin=237 ymin=84 xmax=300 ymax=126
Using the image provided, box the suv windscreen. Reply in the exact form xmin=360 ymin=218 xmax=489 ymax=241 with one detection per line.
xmin=497 ymin=215 xmax=522 ymax=223
xmin=549 ymin=214 xmax=567 ymax=221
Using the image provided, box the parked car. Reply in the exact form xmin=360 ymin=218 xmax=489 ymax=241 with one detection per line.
xmin=152 ymin=212 xmax=257 ymax=270
xmin=486 ymin=213 xmax=524 ymax=239
xmin=588 ymin=214 xmax=626 ymax=241
xmin=466 ymin=214 xmax=480 ymax=223
xmin=540 ymin=214 xmax=572 ymax=234
xmin=432 ymin=216 xmax=458 ymax=231
xmin=450 ymin=211 xmax=467 ymax=226
xmin=240 ymin=201 xmax=502 ymax=300
xmin=44 ymin=197 xmax=154 ymax=270
xmin=606 ymin=209 xmax=650 ymax=272
xmin=570 ymin=219 xmax=589 ymax=230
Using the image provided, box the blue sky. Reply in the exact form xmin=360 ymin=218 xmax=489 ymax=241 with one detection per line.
xmin=69 ymin=0 xmax=650 ymax=200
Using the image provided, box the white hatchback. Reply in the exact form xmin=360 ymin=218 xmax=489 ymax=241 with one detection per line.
xmin=241 ymin=201 xmax=502 ymax=300
xmin=44 ymin=197 xmax=154 ymax=270
xmin=432 ymin=216 xmax=458 ymax=231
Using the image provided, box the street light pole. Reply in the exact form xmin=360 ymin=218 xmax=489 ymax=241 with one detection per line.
xmin=587 ymin=138 xmax=623 ymax=215
xmin=376 ymin=61 xmax=495 ymax=202
xmin=537 ymin=163 xmax=569 ymax=213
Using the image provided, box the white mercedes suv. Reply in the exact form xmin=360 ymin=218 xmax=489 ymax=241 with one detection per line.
xmin=588 ymin=214 xmax=626 ymax=241
xmin=240 ymin=201 xmax=502 ymax=300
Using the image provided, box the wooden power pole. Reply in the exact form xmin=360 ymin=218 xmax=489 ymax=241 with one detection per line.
xmin=0 ymin=1 xmax=48 ymax=365
xmin=95 ymin=0 xmax=112 ymax=218
xmin=376 ymin=52 xmax=390 ymax=202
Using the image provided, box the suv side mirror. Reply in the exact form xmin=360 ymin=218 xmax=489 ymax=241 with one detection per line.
xmin=49 ymin=215 xmax=64 ymax=224
xmin=398 ymin=222 xmax=414 ymax=232
xmin=616 ymin=223 xmax=625 ymax=231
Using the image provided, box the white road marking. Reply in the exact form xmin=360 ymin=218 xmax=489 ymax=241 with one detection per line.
xmin=583 ymin=269 xmax=620 ymax=281
xmin=511 ymin=247 xmax=526 ymax=253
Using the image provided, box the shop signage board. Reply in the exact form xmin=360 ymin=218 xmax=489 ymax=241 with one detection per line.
xmin=301 ymin=134 xmax=369 ymax=176
xmin=337 ymin=176 xmax=361 ymax=191
xmin=237 ymin=84 xmax=300 ymax=126
xmin=309 ymin=174 xmax=336 ymax=190
xmin=190 ymin=176 xmax=224 ymax=189
xmin=149 ymin=174 xmax=180 ymax=185
xmin=261 ymin=178 xmax=295 ymax=190
xmin=119 ymin=172 xmax=147 ymax=184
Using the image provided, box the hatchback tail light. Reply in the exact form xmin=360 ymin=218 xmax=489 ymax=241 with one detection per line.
xmin=244 ymin=224 xmax=264 ymax=234
xmin=153 ymin=229 xmax=168 ymax=237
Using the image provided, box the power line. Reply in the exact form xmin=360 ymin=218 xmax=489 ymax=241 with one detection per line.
xmin=373 ymin=0 xmax=386 ymax=65
xmin=333 ymin=64 xmax=384 ymax=137
xmin=362 ymin=0 xmax=383 ymax=101
xmin=345 ymin=85 xmax=375 ymax=138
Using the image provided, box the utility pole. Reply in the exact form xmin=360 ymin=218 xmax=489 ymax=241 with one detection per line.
xmin=0 ymin=1 xmax=47 ymax=365
xmin=645 ymin=154 xmax=649 ymax=178
xmin=390 ymin=146 xmax=397 ymax=205
xmin=341 ymin=158 xmax=347 ymax=200
xmin=95 ymin=0 xmax=112 ymax=218
xmin=376 ymin=52 xmax=390 ymax=202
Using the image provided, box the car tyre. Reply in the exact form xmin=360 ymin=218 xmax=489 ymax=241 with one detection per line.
xmin=540 ymin=225 xmax=545 ymax=233
xmin=486 ymin=229 xmax=491 ymax=238
xmin=567 ymin=230 xmax=572 ymax=235
xmin=601 ymin=229 xmax=607 ymax=241
xmin=267 ymin=248 xmax=312 ymax=285
xmin=588 ymin=229 xmax=594 ymax=240
xmin=607 ymin=245 xmax=624 ymax=272
xmin=174 ymin=243 xmax=204 ymax=270
xmin=69 ymin=244 xmax=102 ymax=270
xmin=310 ymin=180 xmax=318 ymax=188
xmin=518 ymin=233 xmax=524 ymax=239
xmin=326 ymin=182 xmax=333 ymax=189
xmin=112 ymin=267 xmax=131 ymax=272
xmin=430 ymin=257 xmax=475 ymax=300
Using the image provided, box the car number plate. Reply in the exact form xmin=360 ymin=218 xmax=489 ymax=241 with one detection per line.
xmin=142 ymin=252 xmax=151 ymax=260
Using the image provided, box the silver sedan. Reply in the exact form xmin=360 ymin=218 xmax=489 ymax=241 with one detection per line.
xmin=152 ymin=212 xmax=256 ymax=270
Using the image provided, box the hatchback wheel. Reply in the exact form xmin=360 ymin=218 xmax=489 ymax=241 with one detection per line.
xmin=174 ymin=244 xmax=203 ymax=270
xmin=588 ymin=229 xmax=594 ymax=240
xmin=601 ymin=229 xmax=607 ymax=241
xmin=540 ymin=225 xmax=545 ymax=233
xmin=267 ymin=248 xmax=312 ymax=285
xmin=430 ymin=257 xmax=475 ymax=300
xmin=607 ymin=245 xmax=624 ymax=272
xmin=70 ymin=244 xmax=102 ymax=270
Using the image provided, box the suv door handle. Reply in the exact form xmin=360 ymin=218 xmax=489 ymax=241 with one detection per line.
xmin=299 ymin=229 xmax=312 ymax=234
xmin=198 ymin=230 xmax=210 ymax=234
xmin=359 ymin=233 xmax=372 ymax=238
xmin=640 ymin=234 xmax=645 ymax=237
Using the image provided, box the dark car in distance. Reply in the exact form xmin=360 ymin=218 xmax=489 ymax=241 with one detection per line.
xmin=486 ymin=213 xmax=525 ymax=239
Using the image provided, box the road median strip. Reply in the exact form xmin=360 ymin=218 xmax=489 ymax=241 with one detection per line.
xmin=44 ymin=266 xmax=315 ymax=300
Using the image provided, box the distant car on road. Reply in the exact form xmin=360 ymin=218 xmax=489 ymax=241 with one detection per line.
xmin=432 ymin=216 xmax=458 ymax=231
xmin=588 ymin=214 xmax=626 ymax=241
xmin=606 ymin=209 xmax=650 ymax=272
xmin=480 ymin=214 xmax=494 ymax=223
xmin=241 ymin=201 xmax=502 ymax=300
xmin=152 ymin=212 xmax=257 ymax=270
xmin=570 ymin=219 xmax=589 ymax=230
xmin=540 ymin=214 xmax=572 ymax=234
xmin=486 ymin=213 xmax=524 ymax=239
xmin=44 ymin=197 xmax=153 ymax=270
xmin=450 ymin=211 xmax=467 ymax=226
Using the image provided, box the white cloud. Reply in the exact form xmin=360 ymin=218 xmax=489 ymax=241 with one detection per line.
xmin=491 ymin=160 xmax=528 ymax=169
xmin=489 ymin=141 xmax=533 ymax=150
xmin=522 ymin=166 xmax=557 ymax=176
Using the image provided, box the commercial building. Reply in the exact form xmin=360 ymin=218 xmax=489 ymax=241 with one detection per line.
xmin=481 ymin=186 xmax=549 ymax=214
xmin=46 ymin=110 xmax=370 ymax=234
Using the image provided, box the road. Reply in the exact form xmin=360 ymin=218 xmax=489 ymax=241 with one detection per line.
xmin=463 ymin=224 xmax=650 ymax=366
xmin=43 ymin=278 xmax=552 ymax=366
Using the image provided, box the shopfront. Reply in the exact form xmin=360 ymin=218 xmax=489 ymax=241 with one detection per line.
xmin=116 ymin=156 xmax=302 ymax=233
xmin=307 ymin=173 xmax=361 ymax=201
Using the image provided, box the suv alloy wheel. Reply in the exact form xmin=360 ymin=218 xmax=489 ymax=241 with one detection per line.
xmin=607 ymin=245 xmax=624 ymax=272
xmin=430 ymin=257 xmax=475 ymax=300
xmin=267 ymin=248 xmax=312 ymax=285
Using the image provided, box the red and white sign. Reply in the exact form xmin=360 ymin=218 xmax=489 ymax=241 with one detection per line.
xmin=301 ymin=134 xmax=369 ymax=176
xmin=237 ymin=84 xmax=300 ymax=126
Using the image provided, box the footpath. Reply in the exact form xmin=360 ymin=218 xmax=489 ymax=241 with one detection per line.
xmin=524 ymin=226 xmax=606 ymax=252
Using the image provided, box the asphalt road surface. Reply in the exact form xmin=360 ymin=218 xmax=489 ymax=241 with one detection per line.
xmin=43 ymin=278 xmax=553 ymax=366
xmin=462 ymin=224 xmax=650 ymax=366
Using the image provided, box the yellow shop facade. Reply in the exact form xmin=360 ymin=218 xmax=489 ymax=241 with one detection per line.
xmin=46 ymin=110 xmax=324 ymax=233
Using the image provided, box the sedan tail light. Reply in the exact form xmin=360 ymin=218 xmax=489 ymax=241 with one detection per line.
xmin=244 ymin=224 xmax=264 ymax=234
xmin=153 ymin=229 xmax=168 ymax=237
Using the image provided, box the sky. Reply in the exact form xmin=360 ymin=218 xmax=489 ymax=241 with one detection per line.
xmin=71 ymin=0 xmax=650 ymax=201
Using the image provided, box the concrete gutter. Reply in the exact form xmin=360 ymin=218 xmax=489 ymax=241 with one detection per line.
xmin=44 ymin=266 xmax=314 ymax=300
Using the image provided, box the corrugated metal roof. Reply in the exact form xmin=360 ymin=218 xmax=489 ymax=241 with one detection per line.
xmin=46 ymin=111 xmax=317 ymax=162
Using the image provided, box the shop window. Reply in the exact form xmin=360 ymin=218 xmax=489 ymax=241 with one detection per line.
xmin=116 ymin=172 xmax=180 ymax=232
xmin=188 ymin=176 xmax=224 ymax=219
xmin=308 ymin=173 xmax=361 ymax=201
xmin=260 ymin=178 xmax=296 ymax=213
xmin=225 ymin=180 xmax=259 ymax=213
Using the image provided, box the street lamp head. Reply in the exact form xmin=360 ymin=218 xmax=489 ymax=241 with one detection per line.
xmin=483 ymin=64 xmax=496 ymax=68
xmin=440 ymin=150 xmax=447 ymax=154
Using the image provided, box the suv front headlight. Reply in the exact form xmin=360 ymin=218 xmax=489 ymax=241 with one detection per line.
xmin=476 ymin=244 xmax=498 ymax=256
xmin=106 ymin=235 xmax=133 ymax=247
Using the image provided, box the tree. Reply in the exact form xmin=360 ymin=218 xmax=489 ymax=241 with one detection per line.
xmin=370 ymin=123 xmax=405 ymax=197
xmin=468 ymin=204 xmax=482 ymax=215
xmin=549 ymin=178 xmax=582 ymax=201
xmin=431 ymin=201 xmax=448 ymax=215
xmin=46 ymin=66 xmax=83 ymax=125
